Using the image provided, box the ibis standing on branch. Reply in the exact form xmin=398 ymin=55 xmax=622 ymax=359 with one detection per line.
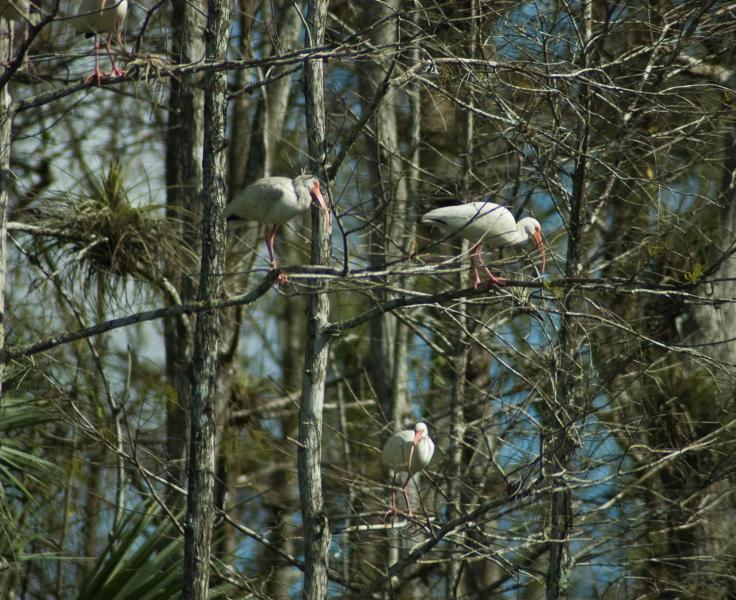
xmin=380 ymin=422 xmax=435 ymax=519
xmin=76 ymin=0 xmax=128 ymax=85
xmin=224 ymin=174 xmax=330 ymax=285
xmin=421 ymin=201 xmax=546 ymax=287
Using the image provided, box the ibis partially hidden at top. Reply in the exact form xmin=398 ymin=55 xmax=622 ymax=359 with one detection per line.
xmin=380 ymin=422 xmax=435 ymax=520
xmin=421 ymin=201 xmax=545 ymax=287
xmin=224 ymin=174 xmax=330 ymax=286
xmin=76 ymin=0 xmax=128 ymax=85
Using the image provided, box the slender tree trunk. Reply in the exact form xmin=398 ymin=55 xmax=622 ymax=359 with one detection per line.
xmin=244 ymin=0 xmax=302 ymax=179
xmin=165 ymin=0 xmax=205 ymax=495
xmin=0 ymin=27 xmax=11 ymax=397
xmin=360 ymin=0 xmax=411 ymax=424
xmin=546 ymin=72 xmax=590 ymax=600
xmin=298 ymin=1 xmax=332 ymax=597
xmin=446 ymin=9 xmax=477 ymax=589
xmin=181 ymin=1 xmax=231 ymax=598
xmin=546 ymin=136 xmax=587 ymax=600
xmin=227 ymin=0 xmax=256 ymax=193
xmin=545 ymin=5 xmax=591 ymax=598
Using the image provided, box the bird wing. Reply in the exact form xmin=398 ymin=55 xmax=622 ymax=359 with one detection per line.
xmin=380 ymin=430 xmax=414 ymax=473
xmin=224 ymin=177 xmax=301 ymax=225
xmin=416 ymin=437 xmax=435 ymax=468
xmin=422 ymin=202 xmax=517 ymax=246
xmin=75 ymin=0 xmax=127 ymax=34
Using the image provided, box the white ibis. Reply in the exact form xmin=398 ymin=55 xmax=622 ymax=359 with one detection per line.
xmin=224 ymin=174 xmax=330 ymax=285
xmin=421 ymin=201 xmax=546 ymax=287
xmin=76 ymin=0 xmax=128 ymax=85
xmin=380 ymin=422 xmax=435 ymax=519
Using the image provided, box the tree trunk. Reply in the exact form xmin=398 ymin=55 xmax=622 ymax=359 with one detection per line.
xmin=0 ymin=26 xmax=11 ymax=398
xmin=298 ymin=1 xmax=332 ymax=597
xmin=545 ymin=5 xmax=591 ymax=598
xmin=165 ymin=0 xmax=205 ymax=496
xmin=360 ymin=0 xmax=411 ymax=425
xmin=244 ymin=0 xmax=302 ymax=179
xmin=181 ymin=0 xmax=231 ymax=598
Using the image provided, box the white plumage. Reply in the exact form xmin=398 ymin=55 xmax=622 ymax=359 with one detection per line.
xmin=421 ymin=201 xmax=545 ymax=286
xmin=380 ymin=422 xmax=435 ymax=518
xmin=224 ymin=174 xmax=329 ymax=284
xmin=75 ymin=0 xmax=128 ymax=84
xmin=75 ymin=0 xmax=128 ymax=35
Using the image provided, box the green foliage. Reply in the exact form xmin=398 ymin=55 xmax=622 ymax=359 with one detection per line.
xmin=77 ymin=503 xmax=184 ymax=600
xmin=77 ymin=502 xmax=235 ymax=599
xmin=0 ymin=397 xmax=55 ymax=499
xmin=31 ymin=161 xmax=191 ymax=288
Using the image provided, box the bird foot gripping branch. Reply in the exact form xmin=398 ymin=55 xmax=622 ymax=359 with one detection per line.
xmin=380 ymin=423 xmax=435 ymax=521
xmin=75 ymin=0 xmax=129 ymax=86
xmin=421 ymin=201 xmax=545 ymax=286
xmin=224 ymin=174 xmax=330 ymax=287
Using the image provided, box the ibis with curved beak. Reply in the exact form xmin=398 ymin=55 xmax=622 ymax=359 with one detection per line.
xmin=380 ymin=422 xmax=435 ymax=519
xmin=421 ymin=201 xmax=545 ymax=287
xmin=224 ymin=174 xmax=330 ymax=285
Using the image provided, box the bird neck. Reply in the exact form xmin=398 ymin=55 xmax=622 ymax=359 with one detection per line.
xmin=510 ymin=219 xmax=534 ymax=245
xmin=508 ymin=226 xmax=528 ymax=246
xmin=293 ymin=181 xmax=311 ymax=210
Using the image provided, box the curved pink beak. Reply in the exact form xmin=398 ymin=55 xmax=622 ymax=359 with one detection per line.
xmin=310 ymin=181 xmax=330 ymax=226
xmin=533 ymin=228 xmax=546 ymax=274
xmin=407 ymin=429 xmax=422 ymax=470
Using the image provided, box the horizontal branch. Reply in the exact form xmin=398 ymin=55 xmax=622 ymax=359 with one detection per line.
xmin=354 ymin=483 xmax=543 ymax=598
xmin=14 ymin=40 xmax=394 ymax=114
xmin=2 ymin=272 xmax=277 ymax=363
xmin=6 ymin=257 xmax=728 ymax=363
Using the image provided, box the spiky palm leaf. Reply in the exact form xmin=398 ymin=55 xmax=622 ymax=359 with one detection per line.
xmin=77 ymin=502 xmax=235 ymax=600
xmin=0 ymin=396 xmax=55 ymax=499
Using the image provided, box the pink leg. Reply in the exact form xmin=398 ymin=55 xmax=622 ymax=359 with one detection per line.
xmin=265 ymin=226 xmax=288 ymax=286
xmin=83 ymin=35 xmax=105 ymax=85
xmin=473 ymin=243 xmax=506 ymax=286
xmin=265 ymin=226 xmax=278 ymax=269
xmin=402 ymin=474 xmax=414 ymax=517
xmin=105 ymin=33 xmax=124 ymax=77
xmin=472 ymin=263 xmax=482 ymax=288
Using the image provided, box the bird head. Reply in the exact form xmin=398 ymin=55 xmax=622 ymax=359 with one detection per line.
xmin=520 ymin=218 xmax=546 ymax=274
xmin=298 ymin=175 xmax=330 ymax=226
xmin=413 ymin=422 xmax=429 ymax=442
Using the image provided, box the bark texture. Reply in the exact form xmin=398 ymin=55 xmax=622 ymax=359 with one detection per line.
xmin=181 ymin=0 xmax=231 ymax=598
xmin=0 ymin=74 xmax=9 ymax=397
xmin=165 ymin=0 xmax=205 ymax=496
xmin=360 ymin=0 xmax=411 ymax=425
xmin=298 ymin=0 xmax=332 ymax=597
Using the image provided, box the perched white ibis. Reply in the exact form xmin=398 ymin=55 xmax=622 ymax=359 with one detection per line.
xmin=421 ymin=201 xmax=546 ymax=287
xmin=224 ymin=174 xmax=330 ymax=285
xmin=76 ymin=0 xmax=128 ymax=85
xmin=380 ymin=422 xmax=435 ymax=519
